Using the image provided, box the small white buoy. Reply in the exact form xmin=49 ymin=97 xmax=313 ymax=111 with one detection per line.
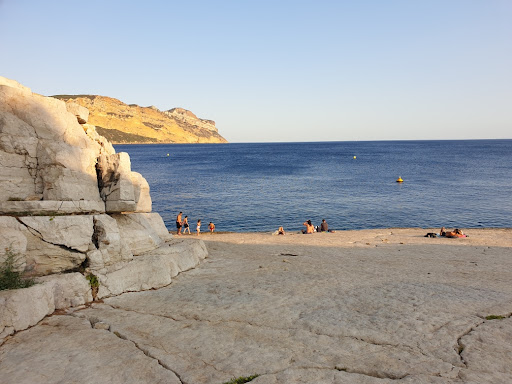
xmin=166 ymin=153 xmax=170 ymax=157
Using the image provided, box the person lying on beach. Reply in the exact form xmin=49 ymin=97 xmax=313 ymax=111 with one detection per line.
xmin=445 ymin=228 xmax=467 ymax=238
xmin=278 ymin=226 xmax=285 ymax=235
xmin=441 ymin=228 xmax=467 ymax=238
xmin=302 ymin=220 xmax=315 ymax=234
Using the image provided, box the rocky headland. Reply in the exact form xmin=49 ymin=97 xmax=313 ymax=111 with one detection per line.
xmin=52 ymin=94 xmax=227 ymax=144
xmin=0 ymin=76 xmax=207 ymax=342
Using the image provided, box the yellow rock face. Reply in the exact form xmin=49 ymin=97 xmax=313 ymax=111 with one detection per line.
xmin=52 ymin=95 xmax=228 ymax=144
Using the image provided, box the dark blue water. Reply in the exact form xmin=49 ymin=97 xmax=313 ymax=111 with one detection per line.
xmin=115 ymin=140 xmax=512 ymax=232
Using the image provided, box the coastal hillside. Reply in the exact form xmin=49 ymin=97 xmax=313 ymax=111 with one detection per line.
xmin=52 ymin=95 xmax=228 ymax=144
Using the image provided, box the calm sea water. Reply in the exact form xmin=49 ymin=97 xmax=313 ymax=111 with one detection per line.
xmin=114 ymin=140 xmax=512 ymax=233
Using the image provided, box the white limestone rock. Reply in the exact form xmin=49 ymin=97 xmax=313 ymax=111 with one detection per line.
xmin=0 ymin=315 xmax=181 ymax=384
xmin=0 ymin=111 xmax=40 ymax=200
xmin=13 ymin=216 xmax=90 ymax=276
xmin=83 ymin=123 xmax=115 ymax=155
xmin=0 ymin=200 xmax=105 ymax=215
xmin=112 ymin=213 xmax=164 ymax=255
xmin=0 ymin=217 xmax=28 ymax=271
xmin=0 ymin=273 xmax=90 ymax=343
xmin=95 ymin=254 xmax=173 ymax=298
xmin=87 ymin=214 xmax=133 ymax=270
xmin=0 ymin=79 xmax=103 ymax=204
xmin=139 ymin=212 xmax=172 ymax=241
xmin=0 ymin=216 xmax=88 ymax=276
xmin=19 ymin=215 xmax=94 ymax=253
xmin=97 ymin=152 xmax=137 ymax=213
xmin=37 ymin=273 xmax=92 ymax=310
xmin=0 ymin=76 xmax=32 ymax=93
xmin=149 ymin=239 xmax=208 ymax=277
xmin=132 ymin=171 xmax=152 ymax=213
xmin=94 ymin=239 xmax=207 ymax=298
xmin=0 ymin=283 xmax=53 ymax=341
xmin=64 ymin=102 xmax=89 ymax=124
xmin=458 ymin=316 xmax=512 ymax=383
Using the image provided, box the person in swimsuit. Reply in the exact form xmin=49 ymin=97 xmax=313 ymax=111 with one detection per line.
xmin=176 ymin=212 xmax=183 ymax=235
xmin=208 ymin=222 xmax=215 ymax=233
xmin=302 ymin=220 xmax=314 ymax=234
xmin=182 ymin=216 xmax=190 ymax=234
xmin=278 ymin=226 xmax=285 ymax=235
xmin=197 ymin=219 xmax=201 ymax=236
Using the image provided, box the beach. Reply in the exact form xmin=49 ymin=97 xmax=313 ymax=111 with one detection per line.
xmin=1 ymin=228 xmax=511 ymax=383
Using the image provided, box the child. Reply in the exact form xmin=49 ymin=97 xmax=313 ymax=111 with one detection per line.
xmin=208 ymin=222 xmax=215 ymax=233
xmin=196 ymin=219 xmax=201 ymax=236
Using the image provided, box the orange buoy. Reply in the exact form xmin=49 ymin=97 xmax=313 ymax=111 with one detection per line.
xmin=396 ymin=176 xmax=403 ymax=183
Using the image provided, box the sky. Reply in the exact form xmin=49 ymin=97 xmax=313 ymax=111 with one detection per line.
xmin=1 ymin=0 xmax=511 ymax=143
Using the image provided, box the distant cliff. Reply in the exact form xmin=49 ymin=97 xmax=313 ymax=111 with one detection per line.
xmin=52 ymin=95 xmax=228 ymax=144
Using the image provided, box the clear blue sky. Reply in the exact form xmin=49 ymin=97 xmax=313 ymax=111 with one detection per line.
xmin=1 ymin=0 xmax=511 ymax=142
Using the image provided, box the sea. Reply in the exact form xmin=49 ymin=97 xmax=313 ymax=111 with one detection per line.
xmin=114 ymin=140 xmax=512 ymax=233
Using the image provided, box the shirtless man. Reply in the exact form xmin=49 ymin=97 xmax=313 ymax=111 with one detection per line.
xmin=176 ymin=212 xmax=183 ymax=235
xmin=208 ymin=222 xmax=215 ymax=233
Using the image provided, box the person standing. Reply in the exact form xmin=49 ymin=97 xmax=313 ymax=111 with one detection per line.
xmin=208 ymin=222 xmax=215 ymax=233
xmin=196 ymin=219 xmax=201 ymax=236
xmin=182 ymin=216 xmax=191 ymax=234
xmin=176 ymin=212 xmax=183 ymax=235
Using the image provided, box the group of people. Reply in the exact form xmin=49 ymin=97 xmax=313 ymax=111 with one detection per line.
xmin=176 ymin=212 xmax=215 ymax=236
xmin=302 ymin=219 xmax=332 ymax=234
xmin=276 ymin=219 xmax=333 ymax=235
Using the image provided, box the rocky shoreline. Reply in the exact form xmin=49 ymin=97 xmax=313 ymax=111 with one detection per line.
xmin=0 ymin=76 xmax=208 ymax=343
xmin=1 ymin=76 xmax=511 ymax=383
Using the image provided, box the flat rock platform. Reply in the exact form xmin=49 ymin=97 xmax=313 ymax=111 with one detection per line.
xmin=1 ymin=229 xmax=511 ymax=384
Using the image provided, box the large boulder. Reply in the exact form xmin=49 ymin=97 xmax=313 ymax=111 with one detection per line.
xmin=0 ymin=81 xmax=103 ymax=202
xmin=97 ymin=152 xmax=137 ymax=212
xmin=112 ymin=213 xmax=164 ymax=255
xmin=19 ymin=216 xmax=94 ymax=253
xmin=131 ymin=171 xmax=152 ymax=213
xmin=87 ymin=214 xmax=133 ymax=270
xmin=0 ymin=216 xmax=88 ymax=276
